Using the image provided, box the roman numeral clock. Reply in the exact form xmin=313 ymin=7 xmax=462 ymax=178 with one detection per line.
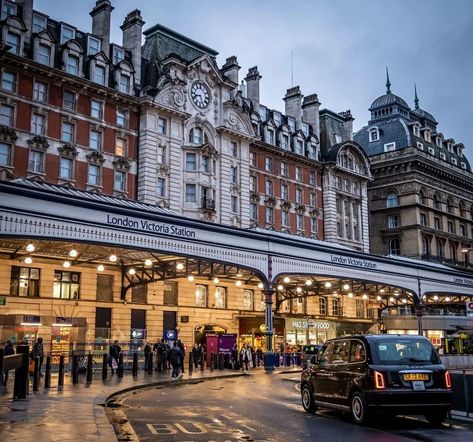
xmin=191 ymin=81 xmax=210 ymax=109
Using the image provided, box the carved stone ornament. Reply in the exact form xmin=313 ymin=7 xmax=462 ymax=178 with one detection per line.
xmin=27 ymin=135 xmax=49 ymax=151
xmin=232 ymin=91 xmax=244 ymax=109
xmin=157 ymin=87 xmax=186 ymax=109
xmin=280 ymin=200 xmax=292 ymax=210
xmin=226 ymin=112 xmax=242 ymax=131
xmin=158 ymin=165 xmax=170 ymax=175
xmin=295 ymin=204 xmax=306 ymax=213
xmin=195 ymin=113 xmax=207 ymax=126
xmin=57 ymin=142 xmax=78 ymax=158
xmin=0 ymin=125 xmax=17 ymax=142
xmin=230 ymin=184 xmax=240 ymax=193
xmin=397 ymin=182 xmax=422 ymax=195
xmin=157 ymin=199 xmax=170 ymax=209
xmin=201 ymin=143 xmax=219 ymax=158
xmin=250 ymin=191 xmax=260 ymax=203
xmin=113 ymin=157 xmax=131 ymax=170
xmin=86 ymin=150 xmax=105 ymax=164
xmin=264 ymin=196 xmax=277 ymax=207
xmin=309 ymin=208 xmax=319 ymax=217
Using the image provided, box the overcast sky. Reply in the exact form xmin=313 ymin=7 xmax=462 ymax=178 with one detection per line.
xmin=36 ymin=0 xmax=473 ymax=160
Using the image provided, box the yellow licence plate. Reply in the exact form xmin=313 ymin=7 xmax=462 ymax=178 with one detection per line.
xmin=403 ymin=373 xmax=429 ymax=381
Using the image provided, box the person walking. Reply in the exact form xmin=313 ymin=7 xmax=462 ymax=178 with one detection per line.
xmin=177 ymin=339 xmax=185 ymax=373
xmin=167 ymin=341 xmax=183 ymax=380
xmin=109 ymin=340 xmax=121 ymax=375
xmin=31 ymin=337 xmax=44 ymax=376
xmin=192 ymin=343 xmax=201 ymax=369
xmin=239 ymin=343 xmax=251 ymax=374
xmin=231 ymin=343 xmax=239 ymax=370
xmin=2 ymin=340 xmax=14 ymax=385
xmin=153 ymin=339 xmax=165 ymax=372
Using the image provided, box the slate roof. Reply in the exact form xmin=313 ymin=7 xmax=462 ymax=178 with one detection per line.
xmin=369 ymin=93 xmax=409 ymax=111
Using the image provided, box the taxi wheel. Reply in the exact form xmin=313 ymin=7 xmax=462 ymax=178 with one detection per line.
xmin=351 ymin=392 xmax=370 ymax=425
xmin=301 ymin=384 xmax=317 ymax=413
xmin=424 ymin=409 xmax=448 ymax=426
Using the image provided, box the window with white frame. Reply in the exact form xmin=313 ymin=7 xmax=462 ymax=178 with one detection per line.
xmin=319 ymin=297 xmax=327 ymax=315
xmin=461 ymin=162 xmax=467 ymax=169
xmin=59 ymin=157 xmax=73 ymax=180
xmin=332 ymin=298 xmax=340 ymax=316
xmin=60 ymin=25 xmax=75 ymax=44
xmin=386 ymin=192 xmax=398 ymax=207
xmin=249 ymin=151 xmax=256 ymax=166
xmin=1 ymin=71 xmax=16 ymax=91
xmin=6 ymin=31 xmax=20 ymax=55
xmin=369 ymin=128 xmax=379 ymax=142
xmin=281 ymin=134 xmax=289 ymax=150
xmin=296 ymin=188 xmax=302 ymax=203
xmin=89 ymin=130 xmax=102 ymax=150
xmin=231 ymin=195 xmax=238 ymax=213
xmin=61 ymin=122 xmax=74 ymax=142
xmin=115 ymin=137 xmax=126 ymax=157
xmin=87 ymin=164 xmax=100 ymax=185
xmin=296 ymin=166 xmax=302 ymax=181
xmin=389 ymin=238 xmax=400 ymax=255
xmin=195 ymin=285 xmax=207 ymax=307
xmin=297 ymin=214 xmax=304 ymax=230
xmin=281 ymin=183 xmax=288 ymax=200
xmin=185 ymin=152 xmax=197 ymax=171
xmin=156 ymin=177 xmax=166 ymax=197
xmin=231 ymin=166 xmax=238 ymax=184
xmin=0 ymin=142 xmax=12 ymax=166
xmin=387 ymin=215 xmax=399 ymax=228
xmin=384 ymin=142 xmax=396 ymax=152
xmin=417 ymin=142 xmax=424 ymax=150
xmin=63 ymin=91 xmax=76 ymax=110
xmin=190 ymin=127 xmax=203 ymax=144
xmin=249 ymin=175 xmax=256 ymax=191
xmin=310 ymin=192 xmax=316 ymax=207
xmin=156 ymin=145 xmax=165 ymax=164
xmin=344 ymin=179 xmax=351 ymax=193
xmin=113 ymin=47 xmax=125 ymax=64
xmin=201 ymin=155 xmax=210 ymax=173
xmin=0 ymin=104 xmax=14 ymax=126
xmin=185 ymin=184 xmax=196 ymax=202
xmin=114 ymin=170 xmax=126 ymax=191
xmin=295 ymin=139 xmax=304 ymax=155
xmin=311 ymin=217 xmax=317 ymax=233
xmin=33 ymin=81 xmax=47 ymax=102
xmin=280 ymin=161 xmax=288 ymax=176
xmin=282 ymin=211 xmax=289 ymax=227
xmin=117 ymin=108 xmax=127 ymax=127
xmin=230 ymin=141 xmax=238 ymax=157
xmin=265 ymin=156 xmax=272 ymax=172
xmin=28 ymin=150 xmax=44 ymax=173
xmin=88 ymin=36 xmax=101 ymax=55
xmin=265 ymin=207 xmax=273 ymax=224
xmin=91 ymin=100 xmax=103 ymax=119
xmin=424 ymin=131 xmax=431 ymax=142
xmin=36 ymin=44 xmax=51 ymax=65
xmin=267 ymin=129 xmax=274 ymax=144
xmin=33 ymin=14 xmax=47 ymax=33
xmin=31 ymin=113 xmax=45 ymax=135
xmin=214 ymin=287 xmax=226 ymax=308
xmin=309 ymin=171 xmax=316 ymax=185
xmin=243 ymin=289 xmax=254 ymax=310
xmin=250 ymin=203 xmax=257 ymax=220
xmin=118 ymin=74 xmax=130 ymax=94
xmin=1 ymin=1 xmax=16 ymax=17
xmin=265 ymin=179 xmax=273 ymax=196
xmin=157 ymin=117 xmax=167 ymax=134
xmin=93 ymin=65 xmax=105 ymax=85
xmin=451 ymin=157 xmax=457 ymax=165
xmin=66 ymin=54 xmax=79 ymax=76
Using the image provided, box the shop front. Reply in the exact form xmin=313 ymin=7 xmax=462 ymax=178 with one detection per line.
xmin=239 ymin=316 xmax=285 ymax=351
xmin=284 ymin=318 xmax=333 ymax=347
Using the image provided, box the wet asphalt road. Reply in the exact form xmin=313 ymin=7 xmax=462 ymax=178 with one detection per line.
xmin=121 ymin=372 xmax=473 ymax=442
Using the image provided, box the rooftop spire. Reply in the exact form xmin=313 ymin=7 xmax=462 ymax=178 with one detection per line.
xmin=414 ymin=84 xmax=419 ymax=109
xmin=386 ymin=66 xmax=391 ymax=94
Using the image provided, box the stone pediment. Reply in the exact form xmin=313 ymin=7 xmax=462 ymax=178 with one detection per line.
xmin=113 ymin=157 xmax=131 ymax=170
xmin=187 ymin=54 xmax=224 ymax=87
xmin=264 ymin=196 xmax=277 ymax=207
xmin=86 ymin=150 xmax=105 ymax=164
xmin=280 ymin=200 xmax=292 ymax=210
xmin=156 ymin=84 xmax=186 ymax=111
xmin=58 ymin=143 xmax=78 ymax=158
xmin=250 ymin=191 xmax=260 ymax=203
xmin=0 ymin=126 xmax=17 ymax=142
xmin=200 ymin=142 xmax=219 ymax=158
xmin=222 ymin=103 xmax=255 ymax=138
xmin=27 ymin=136 xmax=49 ymax=151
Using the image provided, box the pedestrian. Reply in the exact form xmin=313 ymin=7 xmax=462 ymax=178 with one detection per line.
xmin=109 ymin=340 xmax=121 ymax=375
xmin=239 ymin=343 xmax=251 ymax=374
xmin=192 ymin=343 xmax=201 ymax=369
xmin=31 ymin=337 xmax=44 ymax=376
xmin=231 ymin=343 xmax=239 ymax=370
xmin=2 ymin=340 xmax=14 ymax=385
xmin=167 ymin=341 xmax=183 ymax=380
xmin=153 ymin=339 xmax=165 ymax=372
xmin=144 ymin=342 xmax=152 ymax=371
xmin=256 ymin=347 xmax=263 ymax=367
xmin=177 ymin=339 xmax=185 ymax=373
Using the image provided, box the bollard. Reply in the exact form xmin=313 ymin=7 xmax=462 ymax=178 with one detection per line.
xmin=86 ymin=353 xmax=93 ymax=383
xmin=58 ymin=355 xmax=65 ymax=388
xmin=72 ymin=354 xmax=79 ymax=385
xmin=132 ymin=352 xmax=138 ymax=377
xmin=252 ymin=352 xmax=256 ymax=369
xmin=218 ymin=353 xmax=225 ymax=370
xmin=102 ymin=353 xmax=108 ymax=380
xmin=188 ymin=352 xmax=193 ymax=374
xmin=147 ymin=352 xmax=153 ymax=374
xmin=32 ymin=356 xmax=40 ymax=392
xmin=13 ymin=345 xmax=29 ymax=400
xmin=210 ymin=353 xmax=215 ymax=371
xmin=44 ymin=356 xmax=51 ymax=389
xmin=117 ymin=353 xmax=124 ymax=378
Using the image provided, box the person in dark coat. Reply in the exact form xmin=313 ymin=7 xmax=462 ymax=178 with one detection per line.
xmin=192 ymin=344 xmax=201 ymax=369
xmin=177 ymin=339 xmax=185 ymax=373
xmin=2 ymin=340 xmax=14 ymax=385
xmin=31 ymin=337 xmax=44 ymax=376
xmin=109 ymin=340 xmax=121 ymax=375
xmin=231 ymin=344 xmax=239 ymax=370
xmin=144 ymin=342 xmax=152 ymax=371
xmin=167 ymin=341 xmax=183 ymax=380
xmin=153 ymin=339 xmax=166 ymax=372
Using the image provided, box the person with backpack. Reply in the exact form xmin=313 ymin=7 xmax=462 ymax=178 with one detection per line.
xmin=167 ymin=341 xmax=183 ymax=380
xmin=109 ymin=340 xmax=121 ymax=375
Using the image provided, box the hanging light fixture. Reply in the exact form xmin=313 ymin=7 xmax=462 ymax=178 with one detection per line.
xmin=343 ymin=283 xmax=350 ymax=291
xmin=109 ymin=254 xmax=117 ymax=262
xmin=376 ymin=295 xmax=382 ymax=301
xmin=445 ymin=297 xmax=451 ymax=302
xmin=26 ymin=244 xmax=35 ymax=252
xmin=401 ymin=298 xmax=407 ymax=304
xmin=277 ymin=285 xmax=284 ymax=291
xmin=235 ymin=280 xmax=242 ymax=287
xmin=24 ymin=257 xmax=33 ymax=264
xmin=63 ymin=261 xmax=71 ymax=268
xmin=394 ymin=291 xmax=399 ymax=297
xmin=97 ymin=264 xmax=105 ymax=272
xmin=69 ymin=249 xmax=78 ymax=258
xmin=348 ymin=292 xmax=353 ymax=298
xmin=380 ymin=289 xmax=385 ymax=293
xmin=144 ymin=259 xmax=152 ymax=267
xmin=213 ymin=277 xmax=220 ymax=284
xmin=305 ymin=280 xmax=312 ymax=286
xmin=129 ymin=268 xmax=136 ymax=275
xmin=324 ymin=282 xmax=332 ymax=289
xmin=433 ymin=295 xmax=439 ymax=301
xmin=176 ymin=262 xmax=184 ymax=270
xmin=389 ymin=297 xmax=395 ymax=303
xmin=332 ymin=292 xmax=339 ymax=296
xmin=237 ymin=273 xmax=243 ymax=278
xmin=296 ymin=287 xmax=302 ymax=293
xmin=362 ymin=294 xmax=368 ymax=300
xmin=188 ymin=275 xmax=195 ymax=282
xmin=283 ymin=276 xmax=290 ymax=283
xmin=258 ymin=282 xmax=264 ymax=289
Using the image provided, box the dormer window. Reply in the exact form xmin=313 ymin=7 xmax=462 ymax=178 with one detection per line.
xmin=6 ymin=30 xmax=20 ymax=55
xmin=436 ymin=136 xmax=443 ymax=148
xmin=428 ymin=147 xmax=435 ymax=155
xmin=447 ymin=142 xmax=453 ymax=153
xmin=302 ymin=123 xmax=309 ymax=137
xmin=93 ymin=65 xmax=105 ymax=85
xmin=33 ymin=14 xmax=47 ymax=34
xmin=113 ymin=47 xmax=125 ymax=65
xmin=287 ymin=117 xmax=295 ymax=132
xmin=457 ymin=146 xmax=463 ymax=157
xmin=1 ymin=1 xmax=17 ymax=19
xmin=461 ymin=162 xmax=467 ymax=170
xmin=267 ymin=129 xmax=274 ymax=144
xmin=384 ymin=142 xmax=396 ymax=152
xmin=417 ymin=142 xmax=423 ymax=150
xmin=281 ymin=133 xmax=289 ymax=150
xmin=440 ymin=152 xmax=446 ymax=160
xmin=369 ymin=128 xmax=379 ymax=142
xmin=424 ymin=131 xmax=431 ymax=142
xmin=36 ymin=44 xmax=51 ymax=66
xmin=118 ymin=74 xmax=130 ymax=94
xmin=60 ymin=24 xmax=75 ymax=44
xmin=66 ymin=54 xmax=79 ymax=75
xmin=451 ymin=158 xmax=457 ymax=166
xmin=88 ymin=36 xmax=101 ymax=56
xmin=295 ymin=139 xmax=304 ymax=155
xmin=413 ymin=125 xmax=420 ymax=137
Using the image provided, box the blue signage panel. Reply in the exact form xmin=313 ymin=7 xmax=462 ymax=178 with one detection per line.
xmin=164 ymin=329 xmax=177 ymax=341
xmin=130 ymin=329 xmax=146 ymax=339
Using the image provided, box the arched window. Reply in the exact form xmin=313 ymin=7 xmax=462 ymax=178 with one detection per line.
xmin=386 ymin=193 xmax=398 ymax=208
xmin=422 ymin=237 xmax=430 ymax=256
xmin=459 ymin=201 xmax=466 ymax=218
xmin=332 ymin=298 xmax=340 ymax=316
xmin=450 ymin=242 xmax=457 ymax=262
xmin=389 ymin=238 xmax=400 ymax=255
xmin=433 ymin=194 xmax=442 ymax=210
xmin=436 ymin=239 xmax=444 ymax=259
xmin=446 ymin=199 xmax=453 ymax=214
xmin=189 ymin=127 xmax=207 ymax=145
xmin=319 ymin=297 xmax=327 ymax=315
xmin=419 ymin=190 xmax=428 ymax=205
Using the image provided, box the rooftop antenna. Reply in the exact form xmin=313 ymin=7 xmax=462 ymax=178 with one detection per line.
xmin=291 ymin=50 xmax=294 ymax=87
xmin=386 ymin=66 xmax=391 ymax=94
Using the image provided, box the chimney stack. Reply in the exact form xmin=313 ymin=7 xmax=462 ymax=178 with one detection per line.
xmin=284 ymin=86 xmax=303 ymax=127
xmin=90 ymin=0 xmax=114 ymax=57
xmin=17 ymin=0 xmax=33 ymax=39
xmin=302 ymin=93 xmax=321 ymax=138
xmin=339 ymin=110 xmax=354 ymax=141
xmin=221 ymin=56 xmax=240 ymax=90
xmin=245 ymin=66 xmax=262 ymax=112
xmin=121 ymin=9 xmax=145 ymax=87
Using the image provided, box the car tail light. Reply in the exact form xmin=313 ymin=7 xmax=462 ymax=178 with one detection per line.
xmin=374 ymin=371 xmax=385 ymax=389
xmin=445 ymin=371 xmax=451 ymax=389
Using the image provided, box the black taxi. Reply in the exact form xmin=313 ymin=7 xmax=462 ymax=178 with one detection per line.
xmin=300 ymin=334 xmax=452 ymax=425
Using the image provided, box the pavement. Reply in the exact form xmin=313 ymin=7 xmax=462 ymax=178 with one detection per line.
xmin=0 ymin=366 xmax=253 ymax=442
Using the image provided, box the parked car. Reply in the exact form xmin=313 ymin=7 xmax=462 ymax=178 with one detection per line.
xmin=300 ymin=334 xmax=452 ymax=425
xmin=301 ymin=344 xmax=322 ymax=368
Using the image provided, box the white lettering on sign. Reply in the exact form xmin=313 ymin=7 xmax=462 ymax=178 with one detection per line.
xmin=106 ymin=214 xmax=196 ymax=238
xmin=289 ymin=320 xmax=329 ymax=330
xmin=330 ymin=254 xmax=377 ymax=270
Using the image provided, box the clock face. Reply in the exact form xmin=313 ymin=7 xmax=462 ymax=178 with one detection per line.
xmin=191 ymin=81 xmax=210 ymax=109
